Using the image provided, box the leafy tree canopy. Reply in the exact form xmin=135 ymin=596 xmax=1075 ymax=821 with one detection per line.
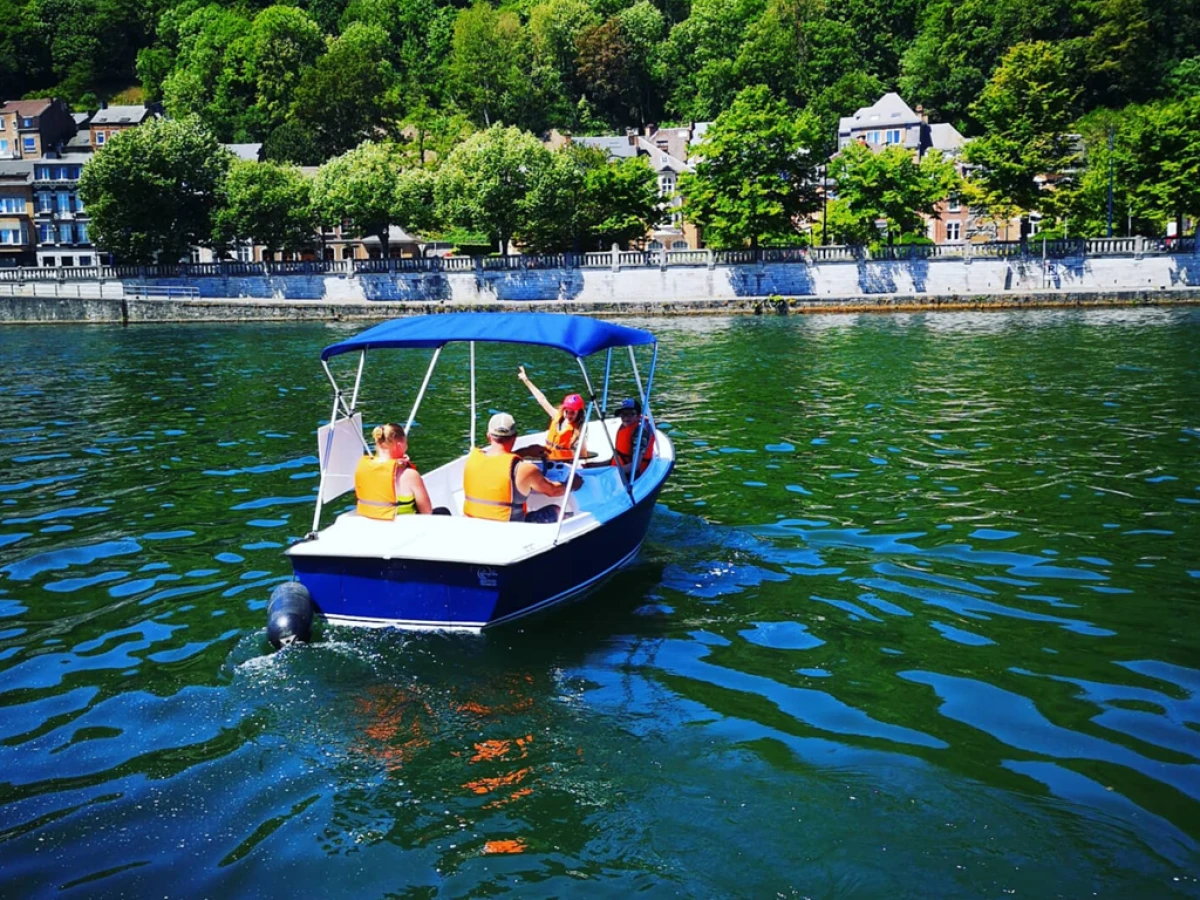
xmin=78 ymin=115 xmax=229 ymax=263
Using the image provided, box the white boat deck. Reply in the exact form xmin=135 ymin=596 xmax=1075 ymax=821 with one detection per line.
xmin=288 ymin=419 xmax=672 ymax=567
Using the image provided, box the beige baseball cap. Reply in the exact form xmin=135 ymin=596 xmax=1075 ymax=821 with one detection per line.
xmin=487 ymin=412 xmax=517 ymax=438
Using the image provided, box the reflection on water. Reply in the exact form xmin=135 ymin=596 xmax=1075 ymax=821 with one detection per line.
xmin=0 ymin=311 xmax=1198 ymax=897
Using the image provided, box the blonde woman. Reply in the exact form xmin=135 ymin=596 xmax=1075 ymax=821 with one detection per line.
xmin=354 ymin=423 xmax=433 ymax=519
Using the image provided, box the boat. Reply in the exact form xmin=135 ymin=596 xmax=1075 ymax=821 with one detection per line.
xmin=284 ymin=312 xmax=675 ymax=632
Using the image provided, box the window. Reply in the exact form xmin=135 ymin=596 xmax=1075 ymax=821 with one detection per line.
xmin=74 ymin=193 xmax=84 ymax=213
xmin=672 ymin=240 xmax=689 ymax=250
xmin=77 ymin=223 xmax=88 ymax=244
xmin=189 ymin=247 xmax=202 ymax=264
xmin=341 ymin=247 xmax=354 ymax=260
xmin=41 ymin=256 xmax=54 ymax=266
xmin=37 ymin=194 xmax=52 ymax=213
xmin=947 ymin=195 xmax=961 ymax=212
xmin=885 ymin=129 xmax=901 ymax=144
xmin=79 ymin=255 xmax=92 ymax=266
xmin=22 ymin=137 xmax=35 ymax=153
xmin=57 ymin=193 xmax=71 ymax=214
xmin=867 ymin=130 xmax=880 ymax=144
xmin=22 ymin=117 xmax=32 ymax=128
xmin=34 ymin=165 xmax=50 ymax=180
xmin=60 ymin=255 xmax=73 ymax=266
xmin=58 ymin=223 xmax=73 ymax=243
xmin=0 ymin=197 xmax=25 ymax=214
xmin=236 ymin=242 xmax=253 ymax=262
xmin=0 ymin=228 xmax=22 ymax=244
xmin=0 ymin=140 xmax=7 ymax=154
xmin=38 ymin=223 xmax=53 ymax=242
xmin=647 ymin=240 xmax=663 ymax=250
xmin=946 ymin=221 xmax=961 ymax=241
xmin=0 ymin=118 xmax=5 ymax=130
xmin=95 ymin=131 xmax=105 ymax=145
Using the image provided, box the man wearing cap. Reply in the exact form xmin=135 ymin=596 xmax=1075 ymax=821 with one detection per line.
xmin=518 ymin=366 xmax=588 ymax=461
xmin=613 ymin=398 xmax=655 ymax=477
xmin=463 ymin=412 xmax=578 ymax=523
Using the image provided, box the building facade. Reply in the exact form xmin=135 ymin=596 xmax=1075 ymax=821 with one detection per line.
xmin=0 ymin=99 xmax=75 ymax=161
xmin=33 ymin=160 xmax=95 ymax=267
xmin=0 ymin=160 xmax=35 ymax=266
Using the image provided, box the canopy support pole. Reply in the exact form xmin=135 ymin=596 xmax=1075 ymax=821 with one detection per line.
xmin=602 ymin=348 xmax=612 ymax=411
xmin=349 ymin=351 xmax=365 ymax=412
xmin=405 ymin=347 xmax=441 ymax=435
xmin=555 ymin=358 xmax=595 ymax=545
xmin=576 ymin=357 xmax=619 ymax=467
xmin=310 ymin=384 xmax=344 ymax=535
xmin=629 ymin=342 xmax=658 ymax=489
xmin=469 ymin=341 xmax=477 ymax=449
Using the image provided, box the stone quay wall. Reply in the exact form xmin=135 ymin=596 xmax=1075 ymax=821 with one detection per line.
xmin=2 ymin=240 xmax=1199 ymax=324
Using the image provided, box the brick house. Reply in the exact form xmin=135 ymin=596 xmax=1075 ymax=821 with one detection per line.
xmin=89 ymin=104 xmax=162 ymax=150
xmin=0 ymin=99 xmax=75 ymax=160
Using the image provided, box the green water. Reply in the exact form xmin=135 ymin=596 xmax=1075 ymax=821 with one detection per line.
xmin=0 ymin=309 xmax=1197 ymax=897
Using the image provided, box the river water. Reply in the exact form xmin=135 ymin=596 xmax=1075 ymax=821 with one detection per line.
xmin=0 ymin=309 xmax=1198 ymax=898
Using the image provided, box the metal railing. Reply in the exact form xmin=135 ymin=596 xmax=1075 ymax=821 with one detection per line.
xmin=1 ymin=234 xmax=1196 ymax=283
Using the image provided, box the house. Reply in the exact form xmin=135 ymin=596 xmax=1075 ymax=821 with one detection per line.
xmin=0 ymin=160 xmax=35 ymax=266
xmin=89 ymin=104 xmax=162 ymax=150
xmin=0 ymin=99 xmax=75 ymax=160
xmin=836 ymin=93 xmax=979 ymax=244
xmin=568 ymin=122 xmax=712 ymax=250
xmin=32 ymin=159 xmax=94 ymax=267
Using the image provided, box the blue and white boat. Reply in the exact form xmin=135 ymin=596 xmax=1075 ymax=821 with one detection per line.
xmin=285 ymin=312 xmax=674 ymax=631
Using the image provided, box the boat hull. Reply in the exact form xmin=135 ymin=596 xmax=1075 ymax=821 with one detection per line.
xmin=289 ymin=478 xmax=665 ymax=630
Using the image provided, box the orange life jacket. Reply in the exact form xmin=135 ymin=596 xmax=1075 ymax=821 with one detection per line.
xmin=613 ymin=420 xmax=654 ymax=475
xmin=463 ymin=448 xmax=528 ymax=522
xmin=354 ymin=456 xmax=416 ymax=520
xmin=544 ymin=413 xmax=581 ymax=461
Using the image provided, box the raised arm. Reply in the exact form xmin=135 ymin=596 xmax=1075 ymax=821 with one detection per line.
xmin=518 ymin=366 xmax=559 ymax=419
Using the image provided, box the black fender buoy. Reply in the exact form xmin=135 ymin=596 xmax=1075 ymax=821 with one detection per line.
xmin=267 ymin=582 xmax=314 ymax=649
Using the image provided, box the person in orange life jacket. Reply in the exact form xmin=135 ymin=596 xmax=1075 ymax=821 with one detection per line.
xmin=613 ymin=398 xmax=655 ymax=476
xmin=354 ymin=423 xmax=433 ymax=519
xmin=517 ymin=366 xmax=588 ymax=461
xmin=463 ymin=413 xmax=582 ymax=523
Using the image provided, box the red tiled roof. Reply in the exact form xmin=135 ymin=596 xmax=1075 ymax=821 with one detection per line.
xmin=1 ymin=99 xmax=52 ymax=117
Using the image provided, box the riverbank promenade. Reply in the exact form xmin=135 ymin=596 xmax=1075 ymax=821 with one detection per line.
xmin=2 ymin=236 xmax=1198 ymax=323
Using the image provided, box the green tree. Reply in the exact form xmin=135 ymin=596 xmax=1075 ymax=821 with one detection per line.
xmin=827 ymin=141 xmax=961 ymax=244
xmin=435 ymin=125 xmax=552 ymax=255
xmin=213 ymin=160 xmax=317 ymax=257
xmin=244 ymin=6 xmax=324 ymax=136
xmin=161 ymin=6 xmax=254 ymax=141
xmin=661 ymin=0 xmax=767 ymax=120
xmin=292 ymin=23 xmax=401 ymax=159
xmin=963 ymin=41 xmax=1082 ymax=218
xmin=1120 ymin=97 xmax=1200 ymax=236
xmin=447 ymin=2 xmax=536 ymax=129
xmin=679 ymin=84 xmax=821 ymax=250
xmin=79 ymin=116 xmax=230 ymax=264
xmin=899 ymin=0 xmax=1080 ymax=129
xmin=518 ymin=145 xmax=664 ymax=252
xmin=312 ymin=142 xmax=431 ymax=258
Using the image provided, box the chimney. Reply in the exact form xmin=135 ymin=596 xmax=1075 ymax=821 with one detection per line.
xmin=916 ymin=104 xmax=927 ymax=124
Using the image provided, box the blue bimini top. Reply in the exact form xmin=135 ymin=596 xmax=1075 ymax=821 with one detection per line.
xmin=321 ymin=312 xmax=656 ymax=361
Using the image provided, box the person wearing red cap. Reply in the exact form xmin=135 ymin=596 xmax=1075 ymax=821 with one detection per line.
xmin=518 ymin=366 xmax=588 ymax=461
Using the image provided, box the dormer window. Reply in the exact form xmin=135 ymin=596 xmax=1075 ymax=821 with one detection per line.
xmin=22 ymin=118 xmax=33 ymax=128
